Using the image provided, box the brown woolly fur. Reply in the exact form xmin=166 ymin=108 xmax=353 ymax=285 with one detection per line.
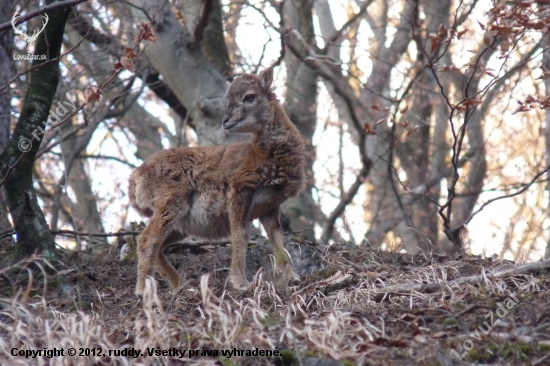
xmin=128 ymin=67 xmax=305 ymax=296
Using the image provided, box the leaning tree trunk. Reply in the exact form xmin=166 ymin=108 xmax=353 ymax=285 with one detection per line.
xmin=0 ymin=1 xmax=71 ymax=258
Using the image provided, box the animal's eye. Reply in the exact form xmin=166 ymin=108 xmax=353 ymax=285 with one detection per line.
xmin=243 ymin=94 xmax=256 ymax=103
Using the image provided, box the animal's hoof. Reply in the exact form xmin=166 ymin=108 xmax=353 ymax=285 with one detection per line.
xmin=168 ymin=277 xmax=186 ymax=293
xmin=272 ymin=264 xmax=298 ymax=300
xmin=273 ymin=278 xmax=290 ymax=300
xmin=135 ymin=280 xmax=144 ymax=297
xmin=229 ymin=275 xmax=251 ymax=291
xmin=275 ymin=262 xmax=299 ymax=283
xmin=289 ymin=269 xmax=301 ymax=284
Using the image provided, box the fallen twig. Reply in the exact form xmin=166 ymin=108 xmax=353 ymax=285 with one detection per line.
xmin=373 ymin=258 xmax=550 ymax=301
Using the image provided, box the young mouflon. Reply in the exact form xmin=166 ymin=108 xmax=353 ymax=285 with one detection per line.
xmin=128 ymin=67 xmax=305 ymax=296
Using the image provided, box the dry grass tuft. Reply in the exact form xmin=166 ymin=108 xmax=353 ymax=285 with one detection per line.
xmin=0 ymin=245 xmax=549 ymax=365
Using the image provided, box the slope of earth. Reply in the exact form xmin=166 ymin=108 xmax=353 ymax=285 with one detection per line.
xmin=0 ymin=238 xmax=549 ymax=366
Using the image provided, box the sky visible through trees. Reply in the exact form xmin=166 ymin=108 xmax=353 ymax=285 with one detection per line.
xmin=1 ymin=0 xmax=549 ymax=260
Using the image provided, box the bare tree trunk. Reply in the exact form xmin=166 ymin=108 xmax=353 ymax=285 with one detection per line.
xmin=0 ymin=1 xmax=71 ymax=258
xmin=130 ymin=0 xmax=229 ymax=147
xmin=360 ymin=0 xmax=417 ymax=248
xmin=429 ymin=92 xmax=451 ymax=252
xmin=201 ymin=0 xmax=232 ymax=79
xmin=44 ymin=30 xmax=110 ymax=238
xmin=0 ymin=0 xmax=14 ymax=151
xmin=58 ymin=120 xmax=106 ymax=243
xmin=544 ymin=37 xmax=550 ymax=258
xmin=0 ymin=0 xmax=16 ymax=235
xmin=315 ymin=0 xmax=365 ymax=244
xmin=281 ymin=0 xmax=318 ymax=241
xmin=393 ymin=0 xmax=451 ymax=252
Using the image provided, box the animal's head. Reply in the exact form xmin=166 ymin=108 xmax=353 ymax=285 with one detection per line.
xmin=222 ymin=67 xmax=276 ymax=134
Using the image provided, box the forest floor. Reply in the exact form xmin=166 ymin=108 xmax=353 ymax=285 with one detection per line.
xmin=0 ymin=236 xmax=549 ymax=366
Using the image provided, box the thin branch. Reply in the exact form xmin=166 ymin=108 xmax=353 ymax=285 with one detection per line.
xmin=461 ymin=164 xmax=550 ymax=228
xmin=253 ymin=38 xmax=270 ymax=74
xmin=68 ymin=12 xmax=114 ymax=46
xmin=285 ymin=28 xmax=376 ymax=240
xmin=0 ymin=229 xmax=15 ymax=240
xmin=31 ymin=31 xmax=147 ymax=152
xmin=0 ymin=24 xmax=153 ymax=188
xmin=53 ymin=230 xmax=140 ymax=237
xmin=68 ymin=11 xmax=190 ymax=123
xmin=52 ymin=229 xmax=266 ymax=248
xmin=142 ymin=72 xmax=188 ymax=122
xmin=456 ymin=0 xmax=479 ymax=26
xmin=78 ymin=154 xmax=137 ymax=168
xmin=322 ymin=163 xmax=369 ymax=241
xmin=35 ymin=123 xmax=88 ymax=159
xmin=243 ymin=0 xmax=281 ymax=31
xmin=285 ymin=29 xmax=369 ymax=161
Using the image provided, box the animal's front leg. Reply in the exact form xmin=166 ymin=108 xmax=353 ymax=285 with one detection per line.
xmin=228 ymin=191 xmax=252 ymax=290
xmin=260 ymin=207 xmax=298 ymax=297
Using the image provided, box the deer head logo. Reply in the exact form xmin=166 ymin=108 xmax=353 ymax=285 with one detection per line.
xmin=12 ymin=12 xmax=49 ymax=53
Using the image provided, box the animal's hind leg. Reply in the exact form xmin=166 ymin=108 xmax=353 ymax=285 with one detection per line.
xmin=156 ymin=231 xmax=186 ymax=291
xmin=135 ymin=201 xmax=184 ymax=296
xmin=260 ymin=206 xmax=297 ymax=297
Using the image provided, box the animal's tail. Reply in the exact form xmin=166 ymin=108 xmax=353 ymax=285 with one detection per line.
xmin=128 ymin=174 xmax=153 ymax=217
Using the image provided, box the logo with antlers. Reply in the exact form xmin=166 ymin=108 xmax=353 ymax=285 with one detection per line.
xmin=12 ymin=12 xmax=49 ymax=53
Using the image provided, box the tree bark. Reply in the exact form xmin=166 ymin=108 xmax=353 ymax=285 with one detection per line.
xmin=544 ymin=36 xmax=550 ymax=258
xmin=0 ymin=0 xmax=16 ymax=235
xmin=393 ymin=0 xmax=451 ymax=252
xmin=359 ymin=0 xmax=417 ymax=248
xmin=0 ymin=1 xmax=71 ymax=258
xmin=201 ymin=0 xmax=232 ymax=79
xmin=58 ymin=119 xmax=107 ymax=244
xmin=130 ymin=0 xmax=229 ymax=147
xmin=281 ymin=0 xmax=318 ymax=241
xmin=0 ymin=0 xmax=15 ymax=151
xmin=68 ymin=12 xmax=190 ymax=124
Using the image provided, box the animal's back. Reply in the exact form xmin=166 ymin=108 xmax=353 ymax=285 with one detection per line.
xmin=128 ymin=143 xmax=247 ymax=223
xmin=129 ymin=146 xmax=223 ymax=218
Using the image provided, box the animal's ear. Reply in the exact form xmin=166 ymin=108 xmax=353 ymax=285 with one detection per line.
xmin=259 ymin=67 xmax=273 ymax=91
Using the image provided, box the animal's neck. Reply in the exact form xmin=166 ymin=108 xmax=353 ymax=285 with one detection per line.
xmin=252 ymin=101 xmax=294 ymax=148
